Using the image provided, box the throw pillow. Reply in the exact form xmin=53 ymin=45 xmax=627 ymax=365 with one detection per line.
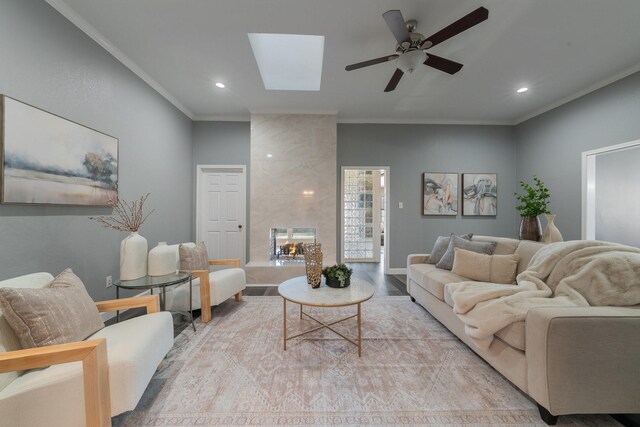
xmin=179 ymin=241 xmax=209 ymax=270
xmin=452 ymin=248 xmax=520 ymax=284
xmin=427 ymin=233 xmax=473 ymax=265
xmin=0 ymin=268 xmax=105 ymax=349
xmin=436 ymin=235 xmax=497 ymax=271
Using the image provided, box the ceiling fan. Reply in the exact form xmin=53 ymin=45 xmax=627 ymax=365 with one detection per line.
xmin=345 ymin=7 xmax=489 ymax=92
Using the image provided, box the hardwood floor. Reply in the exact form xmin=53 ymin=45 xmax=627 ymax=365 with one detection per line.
xmin=243 ymin=261 xmax=408 ymax=296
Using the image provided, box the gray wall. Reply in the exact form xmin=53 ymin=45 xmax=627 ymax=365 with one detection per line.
xmin=515 ymin=71 xmax=640 ymax=240
xmin=338 ymin=124 xmax=518 ymax=268
xmin=192 ymin=122 xmax=518 ymax=270
xmin=192 ymin=121 xmax=251 ymax=260
xmin=0 ymin=0 xmax=192 ymax=300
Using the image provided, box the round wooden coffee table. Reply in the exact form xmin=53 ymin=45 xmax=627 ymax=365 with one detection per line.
xmin=278 ymin=276 xmax=374 ymax=357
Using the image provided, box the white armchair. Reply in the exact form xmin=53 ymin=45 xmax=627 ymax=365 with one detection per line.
xmin=160 ymin=243 xmax=246 ymax=323
xmin=0 ymin=272 xmax=173 ymax=427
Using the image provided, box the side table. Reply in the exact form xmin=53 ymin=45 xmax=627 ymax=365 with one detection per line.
xmin=114 ymin=271 xmax=195 ymax=331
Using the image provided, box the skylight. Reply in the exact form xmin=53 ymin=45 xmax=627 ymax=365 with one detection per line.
xmin=248 ymin=33 xmax=324 ymax=91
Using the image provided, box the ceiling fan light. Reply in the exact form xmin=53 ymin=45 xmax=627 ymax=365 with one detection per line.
xmin=397 ymin=50 xmax=427 ymax=74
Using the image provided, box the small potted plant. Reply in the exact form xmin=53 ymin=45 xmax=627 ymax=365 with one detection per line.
xmin=514 ymin=176 xmax=550 ymax=241
xmin=322 ymin=264 xmax=353 ymax=288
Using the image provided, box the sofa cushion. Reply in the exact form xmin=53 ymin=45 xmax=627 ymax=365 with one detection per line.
xmin=409 ymin=264 xmax=468 ymax=301
xmin=443 ymin=284 xmax=526 ymax=351
xmin=88 ymin=311 xmax=174 ymax=414
xmin=514 ymin=240 xmax=546 ymax=274
xmin=495 ymin=321 xmax=526 ymax=351
xmin=452 ymin=248 xmax=520 ymax=284
xmin=427 ymin=233 xmax=473 ymax=265
xmin=436 ymin=235 xmax=497 ymax=271
xmin=472 ymin=235 xmax=519 ymax=255
xmin=444 ymin=283 xmax=456 ymax=308
xmin=0 ymin=269 xmax=104 ymax=349
xmin=179 ymin=241 xmax=209 ymax=270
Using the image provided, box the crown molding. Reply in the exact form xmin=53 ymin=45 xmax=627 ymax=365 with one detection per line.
xmin=192 ymin=115 xmax=250 ymax=122
xmin=250 ymin=109 xmax=339 ymax=116
xmin=337 ymin=118 xmax=512 ymax=126
xmin=514 ymin=61 xmax=640 ymax=125
xmin=45 ymin=0 xmax=194 ymax=120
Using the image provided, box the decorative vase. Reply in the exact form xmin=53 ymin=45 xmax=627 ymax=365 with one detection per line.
xmin=325 ymin=277 xmax=351 ymax=288
xmin=543 ymin=214 xmax=563 ymax=243
xmin=120 ymin=232 xmax=148 ymax=280
xmin=303 ymin=243 xmax=322 ymax=288
xmin=148 ymin=242 xmax=176 ymax=276
xmin=519 ymin=216 xmax=542 ymax=242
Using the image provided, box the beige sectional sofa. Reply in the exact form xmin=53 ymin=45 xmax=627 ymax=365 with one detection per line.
xmin=407 ymin=236 xmax=640 ymax=424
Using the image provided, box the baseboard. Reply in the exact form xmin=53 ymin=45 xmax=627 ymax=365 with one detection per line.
xmin=100 ymin=289 xmax=151 ymax=322
xmin=386 ymin=268 xmax=406 ymax=275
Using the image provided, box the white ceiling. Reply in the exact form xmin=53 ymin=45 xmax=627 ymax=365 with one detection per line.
xmin=47 ymin=0 xmax=640 ymax=124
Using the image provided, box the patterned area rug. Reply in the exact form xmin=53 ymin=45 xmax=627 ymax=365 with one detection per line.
xmin=118 ymin=296 xmax=619 ymax=426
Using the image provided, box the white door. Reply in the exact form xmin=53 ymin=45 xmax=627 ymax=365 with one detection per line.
xmin=196 ymin=166 xmax=246 ymax=264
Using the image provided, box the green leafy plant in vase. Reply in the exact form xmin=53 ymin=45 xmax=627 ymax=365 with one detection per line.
xmin=322 ymin=264 xmax=353 ymax=288
xmin=514 ymin=176 xmax=550 ymax=241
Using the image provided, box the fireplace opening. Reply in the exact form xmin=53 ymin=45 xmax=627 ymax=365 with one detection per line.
xmin=270 ymin=227 xmax=316 ymax=261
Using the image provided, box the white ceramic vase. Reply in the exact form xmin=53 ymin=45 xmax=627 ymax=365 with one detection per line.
xmin=120 ymin=232 xmax=148 ymax=280
xmin=543 ymin=214 xmax=563 ymax=243
xmin=148 ymin=242 xmax=176 ymax=276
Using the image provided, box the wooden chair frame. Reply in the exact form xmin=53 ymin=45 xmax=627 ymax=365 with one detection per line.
xmin=190 ymin=259 xmax=242 ymax=323
xmin=0 ymin=294 xmax=161 ymax=427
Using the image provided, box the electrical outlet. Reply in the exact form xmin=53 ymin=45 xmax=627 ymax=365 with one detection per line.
xmin=106 ymin=275 xmax=113 ymax=288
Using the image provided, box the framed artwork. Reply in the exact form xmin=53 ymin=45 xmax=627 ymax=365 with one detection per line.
xmin=462 ymin=173 xmax=497 ymax=216
xmin=423 ymin=172 xmax=458 ymax=216
xmin=0 ymin=95 xmax=118 ymax=206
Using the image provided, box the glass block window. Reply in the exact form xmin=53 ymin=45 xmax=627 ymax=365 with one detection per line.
xmin=343 ymin=169 xmax=375 ymax=260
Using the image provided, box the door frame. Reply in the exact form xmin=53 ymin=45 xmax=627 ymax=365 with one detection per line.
xmin=340 ymin=166 xmax=390 ymax=274
xmin=196 ymin=164 xmax=247 ymax=266
xmin=581 ymin=138 xmax=640 ymax=240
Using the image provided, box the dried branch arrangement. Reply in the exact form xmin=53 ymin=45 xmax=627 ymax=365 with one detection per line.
xmin=90 ymin=193 xmax=155 ymax=233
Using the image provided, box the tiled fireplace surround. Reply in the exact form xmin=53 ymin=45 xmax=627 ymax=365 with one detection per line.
xmin=245 ymin=114 xmax=337 ymax=284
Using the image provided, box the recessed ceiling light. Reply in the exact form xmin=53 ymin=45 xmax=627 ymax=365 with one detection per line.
xmin=516 ymin=87 xmax=529 ymax=93
xmin=215 ymin=82 xmax=225 ymax=89
xmin=248 ymin=33 xmax=325 ymax=91
xmin=267 ymin=154 xmax=273 ymax=158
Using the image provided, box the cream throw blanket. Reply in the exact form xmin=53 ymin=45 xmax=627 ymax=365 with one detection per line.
xmin=447 ymin=240 xmax=640 ymax=349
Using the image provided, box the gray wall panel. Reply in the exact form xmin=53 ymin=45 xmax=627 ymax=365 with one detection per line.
xmin=0 ymin=0 xmax=192 ymax=300
xmin=338 ymin=124 xmax=518 ymax=269
xmin=515 ymin=71 xmax=640 ymax=241
xmin=192 ymin=121 xmax=251 ymax=259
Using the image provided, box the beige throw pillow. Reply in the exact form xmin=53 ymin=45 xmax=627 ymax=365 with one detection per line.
xmin=452 ymin=248 xmax=520 ymax=284
xmin=179 ymin=241 xmax=209 ymax=270
xmin=0 ymin=268 xmax=104 ymax=349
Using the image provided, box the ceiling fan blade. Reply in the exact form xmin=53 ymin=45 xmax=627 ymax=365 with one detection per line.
xmin=384 ymin=68 xmax=404 ymax=92
xmin=383 ymin=10 xmax=411 ymax=45
xmin=420 ymin=7 xmax=489 ymax=49
xmin=345 ymin=55 xmax=398 ymax=71
xmin=424 ymin=54 xmax=463 ymax=74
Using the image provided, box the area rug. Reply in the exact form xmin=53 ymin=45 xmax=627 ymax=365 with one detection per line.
xmin=118 ymin=296 xmax=619 ymax=426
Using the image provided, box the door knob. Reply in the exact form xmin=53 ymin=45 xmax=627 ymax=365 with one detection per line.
xmin=238 ymin=225 xmax=243 ymax=229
